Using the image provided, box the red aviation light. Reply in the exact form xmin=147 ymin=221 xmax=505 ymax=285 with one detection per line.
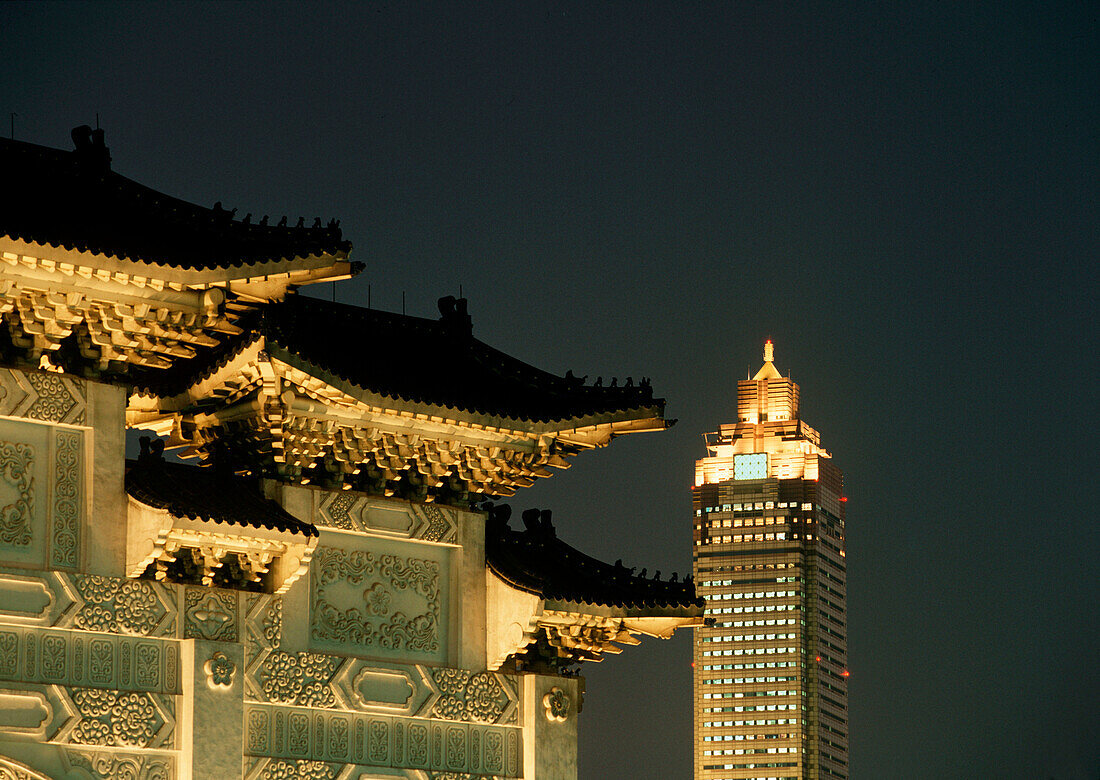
xmin=841 ymin=670 xmax=850 ymax=677
xmin=815 ymin=656 xmax=821 ymax=662
xmin=840 ymin=496 xmax=848 ymax=503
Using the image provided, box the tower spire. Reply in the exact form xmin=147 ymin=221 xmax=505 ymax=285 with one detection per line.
xmin=752 ymin=338 xmax=783 ymax=381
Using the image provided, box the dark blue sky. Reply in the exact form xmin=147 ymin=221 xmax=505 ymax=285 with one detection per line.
xmin=4 ymin=2 xmax=1096 ymax=777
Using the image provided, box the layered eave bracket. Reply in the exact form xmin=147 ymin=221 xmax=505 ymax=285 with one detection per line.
xmin=0 ymin=133 xmax=357 ymax=374
xmin=484 ymin=505 xmax=706 ymax=668
xmin=127 ymin=296 xmax=671 ymax=501
xmin=125 ymin=446 xmax=318 ymax=593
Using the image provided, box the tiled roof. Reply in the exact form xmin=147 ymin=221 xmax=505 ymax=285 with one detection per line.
xmin=0 ymin=128 xmax=351 ymax=270
xmin=485 ymin=505 xmax=704 ymax=611
xmin=125 ymin=441 xmax=317 ymax=537
xmin=138 ymin=294 xmax=667 ymax=425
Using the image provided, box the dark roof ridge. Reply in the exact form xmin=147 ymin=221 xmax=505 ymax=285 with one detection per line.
xmin=483 ymin=503 xmax=704 ymax=611
xmin=1 ymin=131 xmax=351 ymax=270
xmin=125 ymin=445 xmax=317 ymax=537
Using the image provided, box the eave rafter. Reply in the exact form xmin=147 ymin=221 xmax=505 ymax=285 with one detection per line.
xmin=126 ymin=343 xmax=660 ymax=502
xmin=1 ymin=243 xmax=239 ymax=369
xmin=0 ymin=238 xmax=355 ymax=371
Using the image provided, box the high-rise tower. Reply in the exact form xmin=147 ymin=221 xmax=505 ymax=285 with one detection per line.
xmin=692 ymin=341 xmax=848 ymax=780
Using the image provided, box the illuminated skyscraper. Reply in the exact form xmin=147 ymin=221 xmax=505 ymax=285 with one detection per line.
xmin=692 ymin=341 xmax=848 ymax=780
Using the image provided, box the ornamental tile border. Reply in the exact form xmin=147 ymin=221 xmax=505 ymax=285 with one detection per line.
xmin=0 ymin=625 xmax=180 ymax=694
xmin=245 ymin=704 xmax=521 ymax=778
xmin=244 ymin=647 xmax=518 ymax=726
xmin=316 ymin=493 xmax=459 ymax=545
xmin=49 ymin=428 xmax=82 ymax=570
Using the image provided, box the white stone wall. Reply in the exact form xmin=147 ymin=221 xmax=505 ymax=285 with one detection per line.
xmin=0 ymin=368 xmax=580 ymax=779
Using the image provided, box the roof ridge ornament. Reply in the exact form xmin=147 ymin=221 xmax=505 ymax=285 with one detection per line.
xmin=437 ymin=295 xmax=473 ymax=336
xmin=71 ymin=124 xmax=111 ymax=172
xmin=764 ymin=338 xmax=774 ymax=363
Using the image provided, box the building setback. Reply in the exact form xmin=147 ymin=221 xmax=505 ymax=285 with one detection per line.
xmin=0 ymin=127 xmax=705 ymax=779
xmin=692 ymin=341 xmax=848 ymax=780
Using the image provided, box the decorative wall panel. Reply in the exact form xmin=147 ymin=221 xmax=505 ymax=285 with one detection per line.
xmin=309 ymin=538 xmax=449 ymax=664
xmin=64 ymin=687 xmax=175 ymax=748
xmin=0 ymin=683 xmax=174 ymax=750
xmin=0 ymin=417 xmax=84 ymax=572
xmin=65 ymin=748 xmax=175 ymax=780
xmin=0 ymin=420 xmax=50 ymax=568
xmin=0 ymin=369 xmax=86 ymax=426
xmin=71 ymin=576 xmax=173 ymax=637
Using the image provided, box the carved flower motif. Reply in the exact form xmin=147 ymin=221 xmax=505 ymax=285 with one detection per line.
xmin=73 ymin=688 xmax=115 ymax=717
xmin=260 ymin=761 xmax=297 ymax=780
xmin=263 ymin=600 xmax=282 ymax=646
xmin=116 ymin=581 xmax=159 ymax=635
xmin=433 ymin=668 xmax=470 ymax=696
xmin=362 ymin=582 xmax=391 ymax=616
xmin=204 ymin=651 xmax=236 ymax=688
xmin=297 ymin=652 xmax=336 ymax=680
xmin=466 ymin=672 xmax=504 ymax=722
xmin=111 ymin=692 xmax=157 ymax=746
xmin=73 ymin=718 xmax=111 ymax=745
xmin=297 ymin=760 xmax=336 ymax=779
xmin=259 ymin=652 xmax=303 ymax=703
xmin=75 ymin=604 xmax=114 ymax=632
xmin=543 ymin=686 xmax=570 ymax=723
xmin=434 ymin=694 xmax=467 ymax=720
xmin=77 ymin=575 xmax=119 ymax=604
xmin=299 ymin=681 xmax=335 ymax=708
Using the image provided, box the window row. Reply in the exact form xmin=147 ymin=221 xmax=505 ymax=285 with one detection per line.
xmin=701 ymin=576 xmax=802 ymax=587
xmin=703 ymin=675 xmax=797 ymax=686
xmin=710 ymin=590 xmax=800 ymax=601
xmin=699 ymin=562 xmax=798 ymax=574
xmin=703 ymin=718 xmax=799 ymax=728
xmin=702 ymin=689 xmax=800 ymax=699
xmin=702 ymin=619 xmax=799 ymax=635
xmin=707 ymin=516 xmax=810 ymax=529
xmin=703 ymin=732 xmax=796 ymax=742
xmin=702 ymin=661 xmax=799 ymax=672
xmin=703 ymin=747 xmax=799 ymax=756
xmin=697 ymin=500 xmax=813 ymax=513
xmin=703 ymin=632 xmax=798 ymax=644
xmin=703 ymin=646 xmax=799 ymax=657
xmin=698 ymin=532 xmax=794 ymax=545
xmin=710 ymin=604 xmax=803 ymax=619
xmin=703 ymin=703 xmax=800 ymax=713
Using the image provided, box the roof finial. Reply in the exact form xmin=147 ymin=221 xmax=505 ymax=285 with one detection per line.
xmin=763 ymin=339 xmax=774 ymax=363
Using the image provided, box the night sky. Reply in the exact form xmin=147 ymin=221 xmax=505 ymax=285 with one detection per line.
xmin=4 ymin=3 xmax=1097 ymax=777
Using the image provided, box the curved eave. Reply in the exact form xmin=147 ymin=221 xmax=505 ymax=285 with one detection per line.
xmin=128 ymin=494 xmax=318 ymax=541
xmin=543 ymin=598 xmax=707 ymax=621
xmin=0 ymin=235 xmax=355 ymax=287
xmin=268 ymin=343 xmax=670 ymax=438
